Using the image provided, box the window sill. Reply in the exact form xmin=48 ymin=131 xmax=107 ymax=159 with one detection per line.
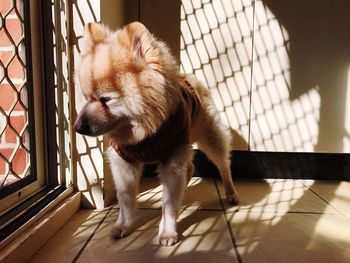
xmin=0 ymin=188 xmax=80 ymax=263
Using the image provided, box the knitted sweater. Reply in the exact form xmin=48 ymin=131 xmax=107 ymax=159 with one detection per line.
xmin=111 ymin=78 xmax=199 ymax=164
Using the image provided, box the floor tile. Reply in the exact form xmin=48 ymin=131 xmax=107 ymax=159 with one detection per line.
xmin=77 ymin=209 xmax=238 ymax=263
xmin=29 ymin=209 xmax=110 ymax=262
xmin=137 ymin=177 xmax=222 ymax=210
xmin=227 ymin=211 xmax=350 ymax=262
xmin=300 ymin=180 xmax=350 ymax=219
xmin=216 ymin=178 xmax=339 ymax=213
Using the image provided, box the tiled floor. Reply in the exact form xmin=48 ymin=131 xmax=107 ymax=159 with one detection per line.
xmin=30 ymin=178 xmax=350 ymax=263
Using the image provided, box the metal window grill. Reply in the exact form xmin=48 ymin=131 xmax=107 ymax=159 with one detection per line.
xmin=0 ymin=0 xmax=31 ymax=189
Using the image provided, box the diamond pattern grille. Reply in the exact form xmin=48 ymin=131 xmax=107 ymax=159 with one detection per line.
xmin=0 ymin=0 xmax=30 ymax=188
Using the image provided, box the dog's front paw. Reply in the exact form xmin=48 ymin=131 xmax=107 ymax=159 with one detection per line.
xmin=111 ymin=223 xmax=133 ymax=239
xmin=157 ymin=231 xmax=178 ymax=246
xmin=226 ymin=192 xmax=239 ymax=205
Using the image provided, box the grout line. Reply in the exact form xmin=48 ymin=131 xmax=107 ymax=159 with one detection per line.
xmin=231 ymin=209 xmax=337 ymax=215
xmin=299 ymin=180 xmax=350 ymax=221
xmin=214 ymin=179 xmax=242 ymax=263
xmin=137 ymin=206 xmax=225 ymax=212
xmin=71 ymin=207 xmax=113 ymax=263
xmin=281 ymin=210 xmax=336 ymax=215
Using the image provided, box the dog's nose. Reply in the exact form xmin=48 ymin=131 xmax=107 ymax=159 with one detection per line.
xmin=73 ymin=115 xmax=92 ymax=135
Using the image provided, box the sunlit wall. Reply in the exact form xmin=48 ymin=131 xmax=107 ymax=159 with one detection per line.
xmin=180 ymin=0 xmax=347 ymax=152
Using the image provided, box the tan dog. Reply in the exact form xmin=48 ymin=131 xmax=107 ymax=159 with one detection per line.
xmin=74 ymin=22 xmax=239 ymax=246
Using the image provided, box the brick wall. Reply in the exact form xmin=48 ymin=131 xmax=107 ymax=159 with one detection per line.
xmin=0 ymin=0 xmax=29 ymax=186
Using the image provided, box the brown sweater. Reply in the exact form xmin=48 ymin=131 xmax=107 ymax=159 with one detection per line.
xmin=111 ymin=78 xmax=199 ymax=164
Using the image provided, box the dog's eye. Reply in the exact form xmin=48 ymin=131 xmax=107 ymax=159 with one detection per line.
xmin=100 ymin=96 xmax=111 ymax=106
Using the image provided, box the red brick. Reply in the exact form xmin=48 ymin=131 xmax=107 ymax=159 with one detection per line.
xmin=8 ymin=55 xmax=25 ymax=79
xmin=0 ymin=157 xmax=9 ymax=175
xmin=13 ymin=100 xmax=26 ymax=111
xmin=4 ymin=125 xmax=18 ymax=143
xmin=0 ymin=161 xmax=6 ymax=175
xmin=5 ymin=18 xmax=23 ymax=45
xmin=0 ymin=28 xmax=12 ymax=46
xmin=0 ymin=50 xmax=14 ymax=66
xmin=15 ymin=0 xmax=23 ymax=12
xmin=0 ymin=147 xmax=29 ymax=178
xmin=10 ymin=114 xmax=26 ymax=134
xmin=0 ymin=83 xmax=16 ymax=111
xmin=20 ymin=88 xmax=28 ymax=104
xmin=12 ymin=148 xmax=27 ymax=176
xmin=0 ymin=148 xmax=13 ymax=160
xmin=21 ymin=129 xmax=27 ymax=144
xmin=0 ymin=0 xmax=13 ymax=15
xmin=0 ymin=148 xmax=29 ymax=177
xmin=0 ymin=18 xmax=23 ymax=47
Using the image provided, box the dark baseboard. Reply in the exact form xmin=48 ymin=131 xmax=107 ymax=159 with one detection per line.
xmin=144 ymin=150 xmax=350 ymax=180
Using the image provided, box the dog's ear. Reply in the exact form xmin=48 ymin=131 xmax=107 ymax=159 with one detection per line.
xmin=83 ymin=23 xmax=110 ymax=51
xmin=120 ymin=22 xmax=155 ymax=61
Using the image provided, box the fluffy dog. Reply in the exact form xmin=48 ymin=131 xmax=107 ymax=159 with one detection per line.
xmin=74 ymin=22 xmax=239 ymax=246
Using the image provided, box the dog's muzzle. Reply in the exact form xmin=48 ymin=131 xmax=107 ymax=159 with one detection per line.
xmin=73 ymin=113 xmax=93 ymax=136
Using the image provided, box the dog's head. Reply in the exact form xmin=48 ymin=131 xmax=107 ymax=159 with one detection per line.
xmin=73 ymin=22 xmax=180 ymax=144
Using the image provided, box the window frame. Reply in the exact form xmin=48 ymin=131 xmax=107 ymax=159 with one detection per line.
xmin=0 ymin=0 xmax=65 ymax=243
xmin=0 ymin=0 xmax=39 ymax=202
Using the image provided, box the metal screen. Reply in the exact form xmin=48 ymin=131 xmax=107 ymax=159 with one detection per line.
xmin=0 ymin=0 xmax=31 ymax=190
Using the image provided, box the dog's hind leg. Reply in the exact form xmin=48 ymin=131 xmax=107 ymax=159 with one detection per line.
xmin=195 ymin=111 xmax=239 ymax=205
xmin=107 ymin=149 xmax=143 ymax=239
xmin=157 ymin=144 xmax=193 ymax=246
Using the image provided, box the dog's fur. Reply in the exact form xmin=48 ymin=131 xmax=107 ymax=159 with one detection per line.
xmin=74 ymin=22 xmax=239 ymax=246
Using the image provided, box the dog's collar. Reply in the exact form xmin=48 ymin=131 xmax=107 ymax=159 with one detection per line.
xmin=180 ymin=76 xmax=199 ymax=120
xmin=110 ymin=139 xmax=135 ymax=163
